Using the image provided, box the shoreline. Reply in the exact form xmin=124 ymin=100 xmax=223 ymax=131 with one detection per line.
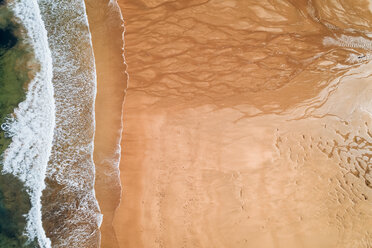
xmin=85 ymin=0 xmax=127 ymax=247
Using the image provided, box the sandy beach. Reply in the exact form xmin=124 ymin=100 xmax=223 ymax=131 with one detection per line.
xmin=2 ymin=0 xmax=371 ymax=247
xmin=93 ymin=0 xmax=372 ymax=247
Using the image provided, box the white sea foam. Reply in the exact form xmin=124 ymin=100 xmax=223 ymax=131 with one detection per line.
xmin=2 ymin=0 xmax=55 ymax=247
xmin=323 ymin=34 xmax=372 ymax=51
xmin=37 ymin=0 xmax=101 ymax=247
xmin=323 ymin=34 xmax=372 ymax=64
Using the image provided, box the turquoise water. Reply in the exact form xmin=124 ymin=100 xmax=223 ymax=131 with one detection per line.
xmin=0 ymin=4 xmax=38 ymax=247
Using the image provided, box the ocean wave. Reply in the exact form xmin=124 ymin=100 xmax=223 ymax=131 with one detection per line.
xmin=37 ymin=0 xmax=101 ymax=247
xmin=2 ymin=0 xmax=55 ymax=247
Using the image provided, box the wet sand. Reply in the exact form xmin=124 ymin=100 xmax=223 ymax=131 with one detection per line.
xmin=85 ymin=1 xmax=127 ymax=247
xmin=110 ymin=0 xmax=372 ymax=247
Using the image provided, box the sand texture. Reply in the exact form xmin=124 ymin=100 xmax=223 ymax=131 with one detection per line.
xmin=104 ymin=0 xmax=372 ymax=247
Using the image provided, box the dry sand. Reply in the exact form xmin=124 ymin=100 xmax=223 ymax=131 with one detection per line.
xmin=99 ymin=0 xmax=372 ymax=247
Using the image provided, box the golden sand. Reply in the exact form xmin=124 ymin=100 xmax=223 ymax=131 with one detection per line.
xmin=95 ymin=0 xmax=372 ymax=247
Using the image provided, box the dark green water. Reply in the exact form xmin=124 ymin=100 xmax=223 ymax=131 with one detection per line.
xmin=0 ymin=4 xmax=38 ymax=247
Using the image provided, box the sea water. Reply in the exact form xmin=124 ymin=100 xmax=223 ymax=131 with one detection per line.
xmin=38 ymin=1 xmax=101 ymax=247
xmin=0 ymin=0 xmax=54 ymax=247
xmin=0 ymin=0 xmax=101 ymax=247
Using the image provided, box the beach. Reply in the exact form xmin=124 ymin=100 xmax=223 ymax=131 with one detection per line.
xmin=102 ymin=0 xmax=372 ymax=247
xmin=0 ymin=0 xmax=371 ymax=247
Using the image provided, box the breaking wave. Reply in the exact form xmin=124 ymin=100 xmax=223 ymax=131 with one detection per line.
xmin=2 ymin=0 xmax=55 ymax=247
xmin=37 ymin=0 xmax=102 ymax=247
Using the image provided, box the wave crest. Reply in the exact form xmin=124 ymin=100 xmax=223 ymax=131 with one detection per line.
xmin=3 ymin=0 xmax=55 ymax=247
